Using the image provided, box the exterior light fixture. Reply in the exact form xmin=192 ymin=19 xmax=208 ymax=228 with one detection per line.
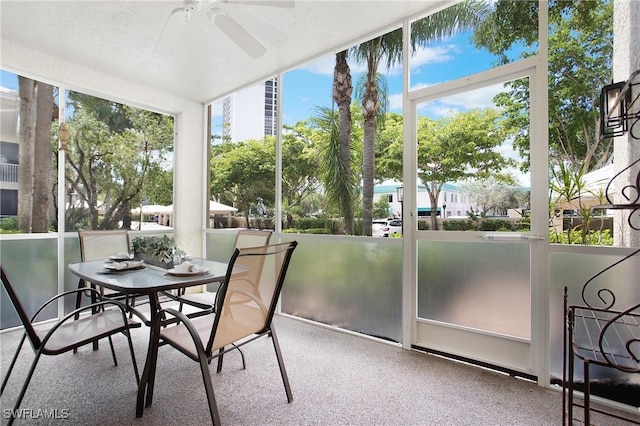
xmin=600 ymin=81 xmax=630 ymax=137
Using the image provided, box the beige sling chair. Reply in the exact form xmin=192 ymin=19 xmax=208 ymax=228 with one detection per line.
xmin=136 ymin=241 xmax=298 ymax=425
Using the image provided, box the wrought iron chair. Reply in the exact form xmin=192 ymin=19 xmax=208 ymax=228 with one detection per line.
xmin=0 ymin=265 xmax=139 ymax=426
xmin=136 ymin=241 xmax=297 ymax=425
xmin=562 ymin=248 xmax=640 ymax=425
xmin=176 ymin=229 xmax=273 ymax=315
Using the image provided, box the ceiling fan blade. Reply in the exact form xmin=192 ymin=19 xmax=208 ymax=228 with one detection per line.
xmin=154 ymin=7 xmax=187 ymax=53
xmin=239 ymin=13 xmax=287 ymax=47
xmin=222 ymin=0 xmax=295 ymax=8
xmin=212 ymin=11 xmax=267 ymax=59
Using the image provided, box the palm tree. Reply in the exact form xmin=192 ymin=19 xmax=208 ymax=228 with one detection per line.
xmin=349 ymin=0 xmax=490 ymax=234
xmin=17 ymin=77 xmax=35 ymax=233
xmin=353 ymin=66 xmax=388 ymax=236
xmin=332 ymin=50 xmax=355 ymax=234
xmin=31 ymin=81 xmax=55 ymax=232
xmin=312 ymin=106 xmax=359 ymax=234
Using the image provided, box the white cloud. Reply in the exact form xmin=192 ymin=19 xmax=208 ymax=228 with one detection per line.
xmin=300 ymin=54 xmax=368 ymax=76
xmin=412 ymin=83 xmax=506 ymax=118
xmin=438 ymin=84 xmax=505 ymax=109
xmin=411 ymin=44 xmax=459 ymax=69
xmin=388 ymin=93 xmax=403 ymax=110
xmin=409 ymin=81 xmax=434 ymax=92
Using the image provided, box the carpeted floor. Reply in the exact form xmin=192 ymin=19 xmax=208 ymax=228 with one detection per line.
xmin=1 ymin=309 xmax=636 ymax=425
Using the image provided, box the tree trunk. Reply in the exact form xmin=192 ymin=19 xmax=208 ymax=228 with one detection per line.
xmin=362 ymin=117 xmax=375 ymax=236
xmin=361 ymin=56 xmax=379 ymax=237
xmin=427 ymin=189 xmax=440 ymax=231
xmin=17 ymin=77 xmax=35 ymax=233
xmin=31 ymin=82 xmax=54 ymax=233
xmin=333 ymin=50 xmax=354 ymax=235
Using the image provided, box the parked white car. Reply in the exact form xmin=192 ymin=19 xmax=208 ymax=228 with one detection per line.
xmin=372 ymin=219 xmax=402 ymax=237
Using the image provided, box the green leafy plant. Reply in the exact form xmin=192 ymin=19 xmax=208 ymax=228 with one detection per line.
xmin=131 ymin=235 xmax=180 ymax=264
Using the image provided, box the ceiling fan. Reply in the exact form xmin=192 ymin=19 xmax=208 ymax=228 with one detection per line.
xmin=156 ymin=0 xmax=294 ymax=59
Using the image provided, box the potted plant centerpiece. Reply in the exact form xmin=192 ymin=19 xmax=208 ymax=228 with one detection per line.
xmin=131 ymin=235 xmax=183 ymax=269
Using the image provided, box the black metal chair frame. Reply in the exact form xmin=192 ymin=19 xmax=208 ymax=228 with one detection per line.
xmin=0 ymin=265 xmax=140 ymax=425
xmin=136 ymin=241 xmax=297 ymax=425
xmin=562 ymin=248 xmax=640 ymax=425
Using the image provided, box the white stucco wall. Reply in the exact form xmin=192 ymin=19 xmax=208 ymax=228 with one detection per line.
xmin=613 ymin=0 xmax=640 ymax=247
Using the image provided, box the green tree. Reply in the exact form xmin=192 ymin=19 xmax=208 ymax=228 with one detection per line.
xmin=473 ymin=0 xmax=613 ymax=172
xmin=210 ymin=139 xmax=276 ymax=228
xmin=309 ymin=108 xmax=361 ymax=234
xmin=65 ymin=104 xmax=174 ymax=230
xmin=373 ymin=196 xmax=391 ymax=219
xmin=376 ymin=112 xmax=404 ymax=181
xmin=281 ymin=126 xmax=322 ymax=224
xmin=380 ymin=109 xmax=514 ymax=230
xmin=459 ymin=176 xmax=524 ymax=217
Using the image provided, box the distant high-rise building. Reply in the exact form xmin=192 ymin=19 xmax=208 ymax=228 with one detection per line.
xmin=222 ymin=78 xmax=277 ymax=142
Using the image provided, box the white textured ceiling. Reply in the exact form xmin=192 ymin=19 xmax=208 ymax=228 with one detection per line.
xmin=0 ymin=0 xmax=448 ymax=104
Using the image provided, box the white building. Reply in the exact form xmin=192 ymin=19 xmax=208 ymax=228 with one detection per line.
xmin=0 ymin=87 xmax=19 ymax=216
xmin=222 ymin=78 xmax=277 ymax=143
xmin=373 ymin=180 xmax=475 ymax=219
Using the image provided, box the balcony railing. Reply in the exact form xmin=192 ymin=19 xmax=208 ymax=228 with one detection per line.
xmin=0 ymin=162 xmax=18 ymax=182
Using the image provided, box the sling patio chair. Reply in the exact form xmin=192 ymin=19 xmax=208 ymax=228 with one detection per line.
xmin=0 ymin=264 xmax=140 ymax=426
xmin=176 ymin=229 xmax=273 ymax=316
xmin=136 ymin=241 xmax=298 ymax=425
xmin=76 ymin=229 xmax=138 ymax=306
xmin=75 ymin=229 xmax=144 ymax=350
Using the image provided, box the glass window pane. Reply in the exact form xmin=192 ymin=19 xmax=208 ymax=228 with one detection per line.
xmin=64 ymin=90 xmax=174 ymax=231
xmin=409 ymin=1 xmax=537 ymax=88
xmin=208 ymin=79 xmax=276 ymax=230
xmin=1 ymin=70 xmax=59 ymax=233
xmin=414 ymin=78 xmax=531 ymax=232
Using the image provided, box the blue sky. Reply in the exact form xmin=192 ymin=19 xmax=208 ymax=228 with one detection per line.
xmin=279 ymin=30 xmax=512 ymax=126
xmin=1 ymin=29 xmax=530 ymax=185
xmin=273 ymin=30 xmax=531 ymax=186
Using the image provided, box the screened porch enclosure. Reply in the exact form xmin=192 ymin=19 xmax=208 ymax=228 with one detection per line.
xmin=1 ymin=0 xmax=639 ymax=421
xmin=2 ymin=233 xmax=639 ymax=413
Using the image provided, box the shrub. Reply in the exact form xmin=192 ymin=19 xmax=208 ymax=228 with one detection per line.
xmin=479 ymin=219 xmax=516 ymax=231
xmin=301 ymin=228 xmax=331 ymax=234
xmin=417 ymin=220 xmax=430 ymax=230
xmin=0 ymin=216 xmax=18 ymax=231
xmin=443 ymin=220 xmax=476 ymax=231
xmin=549 ymin=229 xmax=613 ymax=245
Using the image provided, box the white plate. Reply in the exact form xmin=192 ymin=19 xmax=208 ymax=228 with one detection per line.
xmin=104 ymin=260 xmax=145 ymax=271
xmin=167 ymin=268 xmax=209 ymax=276
xmin=109 ymin=254 xmax=133 ymax=261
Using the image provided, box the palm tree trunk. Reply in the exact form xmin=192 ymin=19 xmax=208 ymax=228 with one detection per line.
xmin=31 ymin=82 xmax=54 ymax=233
xmin=333 ymin=50 xmax=354 ymax=234
xmin=362 ymin=117 xmax=376 ymax=236
xmin=361 ymin=51 xmax=380 ymax=236
xmin=17 ymin=77 xmax=35 ymax=233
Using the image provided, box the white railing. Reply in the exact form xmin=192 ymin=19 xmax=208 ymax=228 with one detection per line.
xmin=0 ymin=162 xmax=18 ymax=182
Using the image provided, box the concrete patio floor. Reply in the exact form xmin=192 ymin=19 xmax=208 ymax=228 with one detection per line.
xmin=1 ymin=303 xmax=637 ymax=425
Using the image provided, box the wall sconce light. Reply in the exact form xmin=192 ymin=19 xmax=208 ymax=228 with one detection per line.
xmin=600 ymin=81 xmax=631 ymax=138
